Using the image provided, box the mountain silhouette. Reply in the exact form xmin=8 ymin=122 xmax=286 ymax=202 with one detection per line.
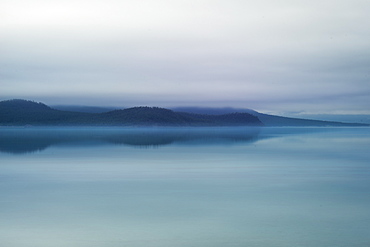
xmin=0 ymin=99 xmax=263 ymax=126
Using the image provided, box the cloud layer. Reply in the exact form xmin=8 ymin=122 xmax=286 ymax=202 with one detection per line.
xmin=1 ymin=0 xmax=370 ymax=113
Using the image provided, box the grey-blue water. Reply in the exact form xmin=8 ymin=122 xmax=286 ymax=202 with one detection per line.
xmin=0 ymin=127 xmax=369 ymax=247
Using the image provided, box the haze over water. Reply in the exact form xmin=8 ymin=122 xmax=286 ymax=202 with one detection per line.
xmin=0 ymin=127 xmax=369 ymax=247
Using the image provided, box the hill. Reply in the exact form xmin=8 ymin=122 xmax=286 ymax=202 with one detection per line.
xmin=0 ymin=100 xmax=263 ymax=126
xmin=1 ymin=100 xmax=367 ymax=127
xmin=0 ymin=99 xmax=90 ymax=125
xmin=171 ymin=107 xmax=368 ymax=127
xmin=47 ymin=105 xmax=370 ymax=126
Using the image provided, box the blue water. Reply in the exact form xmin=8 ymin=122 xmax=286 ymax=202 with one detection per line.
xmin=0 ymin=127 xmax=369 ymax=247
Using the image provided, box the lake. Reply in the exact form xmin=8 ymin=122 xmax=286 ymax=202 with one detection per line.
xmin=0 ymin=127 xmax=369 ymax=247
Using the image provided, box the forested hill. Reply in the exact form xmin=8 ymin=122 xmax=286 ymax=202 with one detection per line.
xmin=0 ymin=99 xmax=88 ymax=125
xmin=0 ymin=99 xmax=263 ymax=126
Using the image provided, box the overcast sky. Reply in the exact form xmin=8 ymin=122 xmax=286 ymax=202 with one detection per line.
xmin=1 ymin=0 xmax=370 ymax=114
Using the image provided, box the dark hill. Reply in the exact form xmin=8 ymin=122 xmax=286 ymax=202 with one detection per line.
xmin=0 ymin=99 xmax=89 ymax=125
xmin=99 ymin=107 xmax=192 ymax=126
xmin=2 ymin=99 xmax=366 ymax=127
xmin=0 ymin=100 xmax=263 ymax=126
xmin=98 ymin=107 xmax=263 ymax=126
xmin=0 ymin=99 xmax=50 ymax=110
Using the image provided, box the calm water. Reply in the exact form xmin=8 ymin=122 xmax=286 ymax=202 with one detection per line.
xmin=0 ymin=127 xmax=369 ymax=247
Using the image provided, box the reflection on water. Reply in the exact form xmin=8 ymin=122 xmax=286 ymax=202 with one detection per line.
xmin=0 ymin=127 xmax=263 ymax=154
xmin=0 ymin=127 xmax=348 ymax=154
xmin=0 ymin=127 xmax=369 ymax=247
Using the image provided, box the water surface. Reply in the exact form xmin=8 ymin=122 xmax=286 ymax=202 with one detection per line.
xmin=0 ymin=127 xmax=369 ymax=247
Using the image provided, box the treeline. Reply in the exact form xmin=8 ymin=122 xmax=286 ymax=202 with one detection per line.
xmin=0 ymin=100 xmax=263 ymax=126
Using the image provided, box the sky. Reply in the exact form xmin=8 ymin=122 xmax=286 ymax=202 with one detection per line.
xmin=1 ymin=0 xmax=370 ymax=115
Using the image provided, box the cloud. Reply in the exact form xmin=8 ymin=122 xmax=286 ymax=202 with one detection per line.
xmin=1 ymin=0 xmax=370 ymax=114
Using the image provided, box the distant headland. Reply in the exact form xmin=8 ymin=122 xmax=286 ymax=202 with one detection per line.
xmin=0 ymin=99 xmax=368 ymax=127
xmin=0 ymin=99 xmax=262 ymax=127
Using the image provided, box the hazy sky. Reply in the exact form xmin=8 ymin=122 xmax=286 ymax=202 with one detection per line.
xmin=1 ymin=0 xmax=370 ymax=114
